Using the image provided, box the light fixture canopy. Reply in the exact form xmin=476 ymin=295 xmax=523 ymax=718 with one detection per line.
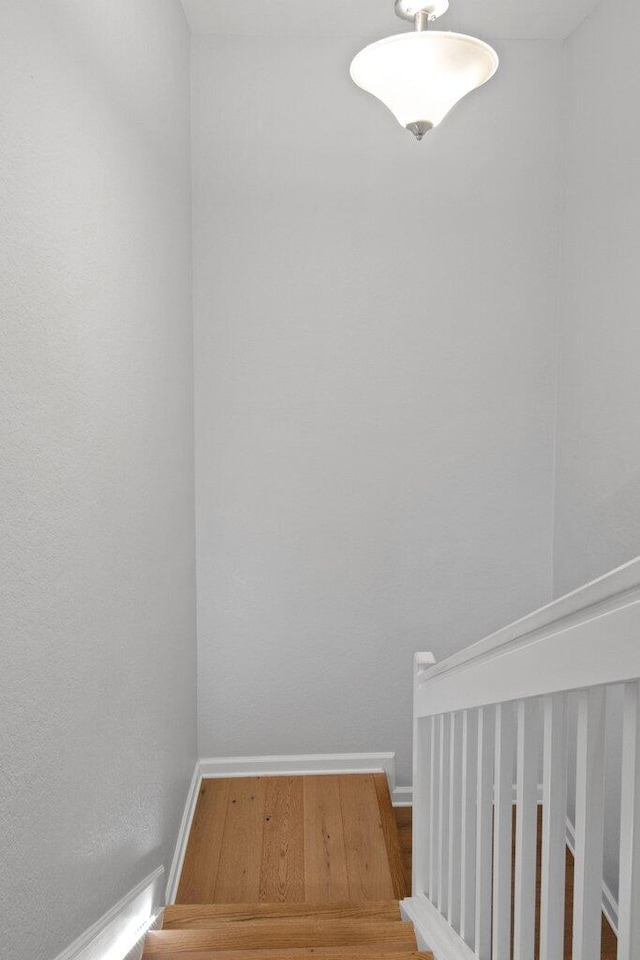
xmin=350 ymin=1 xmax=498 ymax=140
xmin=394 ymin=0 xmax=450 ymax=22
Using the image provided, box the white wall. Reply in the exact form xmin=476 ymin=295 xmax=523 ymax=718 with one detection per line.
xmin=0 ymin=3 xmax=196 ymax=958
xmin=553 ymin=0 xmax=640 ymax=901
xmin=192 ymin=34 xmax=562 ymax=783
xmin=553 ymin=0 xmax=640 ymax=597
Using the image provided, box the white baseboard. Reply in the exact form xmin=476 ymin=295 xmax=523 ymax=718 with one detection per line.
xmin=392 ymin=785 xmax=413 ymax=807
xmin=52 ymin=867 xmax=164 ymax=960
xmin=401 ymin=894 xmax=475 ymax=960
xmin=199 ymin=752 xmax=396 ymax=784
xmin=165 ymin=762 xmax=202 ymax=905
xmin=166 ymin=752 xmax=397 ymax=904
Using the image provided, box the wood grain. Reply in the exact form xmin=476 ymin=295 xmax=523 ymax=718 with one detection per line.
xmin=177 ymin=779 xmax=230 ymax=903
xmin=177 ymin=774 xmax=403 ymax=904
xmin=393 ymin=808 xmax=412 ymax=890
xmin=340 ymin=776 xmax=395 ymax=902
xmin=303 ymin=776 xmax=351 ymax=902
xmin=214 ymin=778 xmax=267 ymax=903
xmin=163 ymin=902 xmax=402 ymax=928
xmin=143 ymin=920 xmax=417 ymax=955
xmin=146 ymin=952 xmax=431 ymax=960
xmin=260 ymin=776 xmax=305 ymax=902
xmin=373 ymin=774 xmax=410 ymax=899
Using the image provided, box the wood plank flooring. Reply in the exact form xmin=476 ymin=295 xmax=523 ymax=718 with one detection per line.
xmin=393 ymin=807 xmax=618 ymax=960
xmin=178 ymin=774 xmax=408 ymax=904
xmin=393 ymin=808 xmax=412 ymax=890
xmin=303 ymin=776 xmax=350 ymax=903
xmin=163 ymin=903 xmax=403 ymax=928
xmin=145 ymin=919 xmax=417 ymax=955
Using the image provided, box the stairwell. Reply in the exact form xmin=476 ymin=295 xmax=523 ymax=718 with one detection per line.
xmin=142 ymin=774 xmax=432 ymax=960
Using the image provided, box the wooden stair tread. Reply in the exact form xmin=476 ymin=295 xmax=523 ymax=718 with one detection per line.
xmin=143 ymin=953 xmax=433 ymax=960
xmin=144 ymin=946 xmax=414 ymax=957
xmin=143 ymin=920 xmax=417 ymax=955
xmin=143 ymin=944 xmax=434 ymax=960
xmin=163 ymin=903 xmax=402 ymax=928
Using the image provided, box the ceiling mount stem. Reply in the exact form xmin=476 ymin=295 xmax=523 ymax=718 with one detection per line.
xmin=414 ymin=10 xmax=430 ymax=30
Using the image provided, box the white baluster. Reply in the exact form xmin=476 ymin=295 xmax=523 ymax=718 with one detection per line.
xmin=572 ymin=687 xmax=605 ymax=960
xmin=413 ymin=715 xmax=432 ymax=897
xmin=437 ymin=713 xmax=450 ymax=915
xmin=618 ymin=680 xmax=640 ymax=960
xmin=540 ymin=692 xmax=567 ymax=960
xmin=447 ymin=712 xmax=461 ymax=931
xmin=460 ymin=709 xmax=477 ymax=950
xmin=514 ymin=698 xmax=537 ymax=960
xmin=413 ymin=652 xmax=436 ymax=899
xmin=429 ymin=714 xmax=439 ymax=904
xmin=493 ymin=701 xmax=516 ymax=960
xmin=475 ymin=705 xmax=494 ymax=960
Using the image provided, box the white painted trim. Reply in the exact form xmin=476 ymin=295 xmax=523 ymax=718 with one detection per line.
xmin=404 ymin=856 xmax=616 ymax=960
xmin=52 ymin=867 xmax=164 ymax=960
xmin=402 ymin=787 xmax=619 ymax=938
xmin=401 ymin=894 xmax=476 ymax=960
xmin=420 ymin=555 xmax=640 ymax=687
xmin=565 ymin=814 xmax=619 ymax=935
xmin=165 ymin=761 xmax=201 ymax=905
xmin=394 ymin=783 xmax=544 ymax=807
xmin=199 ymin=752 xmax=396 ymax=786
xmin=392 ymin=785 xmax=413 ymax=807
xmin=416 ymin=597 xmax=640 ymax=718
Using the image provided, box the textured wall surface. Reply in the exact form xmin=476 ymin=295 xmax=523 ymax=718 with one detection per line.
xmin=0 ymin=3 xmax=196 ymax=958
xmin=553 ymin=0 xmax=640 ymax=898
xmin=192 ymin=35 xmax=562 ymax=784
xmin=554 ymin=0 xmax=640 ymax=596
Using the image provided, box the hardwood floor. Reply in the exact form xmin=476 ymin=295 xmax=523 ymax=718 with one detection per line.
xmin=393 ymin=807 xmax=618 ymax=960
xmin=145 ymin=919 xmax=418 ymax=954
xmin=167 ymin=775 xmax=619 ymax=960
xmin=393 ymin=808 xmax=412 ymax=889
xmin=177 ymin=774 xmax=409 ymax=904
xmin=162 ymin=903 xmax=404 ymax=927
xmin=150 ymin=776 xmax=426 ymax=960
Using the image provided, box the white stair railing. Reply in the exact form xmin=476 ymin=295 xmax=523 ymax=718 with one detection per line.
xmin=403 ymin=557 xmax=640 ymax=960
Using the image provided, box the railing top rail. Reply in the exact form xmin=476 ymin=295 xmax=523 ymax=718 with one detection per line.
xmin=418 ymin=555 xmax=640 ymax=689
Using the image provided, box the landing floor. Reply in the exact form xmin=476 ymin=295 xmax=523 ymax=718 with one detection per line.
xmin=177 ymin=774 xmax=408 ymax=904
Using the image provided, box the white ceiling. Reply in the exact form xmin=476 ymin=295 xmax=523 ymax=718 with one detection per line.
xmin=180 ymin=0 xmax=600 ymax=41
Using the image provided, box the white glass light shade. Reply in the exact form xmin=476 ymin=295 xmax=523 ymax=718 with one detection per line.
xmin=350 ymin=31 xmax=498 ymax=133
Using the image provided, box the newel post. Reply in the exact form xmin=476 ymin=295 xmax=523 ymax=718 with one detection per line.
xmin=412 ymin=652 xmax=437 ymax=898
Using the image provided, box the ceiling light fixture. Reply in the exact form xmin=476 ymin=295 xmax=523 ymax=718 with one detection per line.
xmin=350 ymin=0 xmax=499 ymax=140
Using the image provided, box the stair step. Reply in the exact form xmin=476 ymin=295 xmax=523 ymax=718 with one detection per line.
xmin=144 ymin=953 xmax=432 ymax=960
xmin=143 ymin=944 xmax=434 ymax=960
xmin=145 ymin=944 xmax=415 ymax=957
xmin=163 ymin=903 xmax=402 ymax=928
xmin=142 ymin=920 xmax=417 ymax=956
